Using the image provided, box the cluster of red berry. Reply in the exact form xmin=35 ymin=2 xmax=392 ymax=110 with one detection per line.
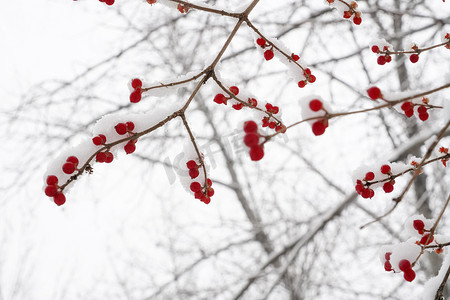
xmin=256 ymin=38 xmax=275 ymax=61
xmin=116 ymin=121 xmax=138 ymax=154
xmin=343 ymin=2 xmax=362 ymax=25
xmin=297 ymin=68 xmax=316 ymax=88
xmin=307 ymin=99 xmax=329 ymax=136
xmin=187 ymin=160 xmax=213 ymax=204
xmin=214 ymin=86 xmax=240 ymax=107
xmin=243 ymin=121 xmax=264 ymax=161
xmin=413 ymin=220 xmax=435 ymax=246
xmin=355 ymin=164 xmax=394 ymax=199
xmin=383 ymin=253 xmax=416 ymax=282
xmin=371 ymin=45 xmax=393 ymax=65
xmin=44 ymin=175 xmax=66 ymax=206
xmin=400 ymin=101 xmax=429 ymax=121
xmin=262 ymin=103 xmax=285 ymax=132
xmin=177 ymin=4 xmax=189 ymax=13
xmin=130 ymin=78 xmax=143 ymax=103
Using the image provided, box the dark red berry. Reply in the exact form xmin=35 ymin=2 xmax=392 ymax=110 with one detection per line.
xmin=367 ymin=87 xmax=382 ymax=100
xmin=401 ymin=101 xmax=413 ymax=111
xmin=54 ymin=192 xmax=66 ymax=206
xmin=214 ymin=94 xmax=226 ymax=104
xmin=264 ymin=50 xmax=274 ymax=61
xmin=244 ymin=132 xmax=259 ymax=147
xmin=377 ymin=56 xmax=386 ymax=65
xmin=256 ymin=38 xmax=266 ymax=47
xmin=413 ymin=220 xmax=425 ymax=232
xmin=353 ymin=16 xmax=362 ymax=25
xmin=409 ymin=54 xmax=419 ymax=63
xmin=115 ymin=123 xmax=127 ymax=135
xmin=385 ymin=252 xmax=391 ymax=261
xmin=207 ymin=188 xmax=214 ymax=197
xmin=249 ymin=145 xmax=264 ymax=161
xmin=312 ymin=120 xmax=326 ymax=136
xmin=380 ymin=164 xmax=391 ymax=174
xmin=46 ymin=175 xmax=58 ymax=186
xmin=307 ymin=75 xmax=316 ymax=83
xmin=420 ymin=234 xmax=434 ymax=245
xmin=190 ymin=182 xmax=202 ymax=192
xmin=292 ymin=54 xmax=300 ymax=61
xmin=130 ymin=90 xmax=142 ymax=103
xmin=364 ymin=172 xmax=375 ymax=181
xmin=104 ymin=0 xmax=114 ymax=5
xmin=384 ymin=261 xmax=392 ymax=271
xmin=124 ymin=142 xmax=136 ymax=154
xmin=96 ymin=152 xmax=107 ymax=163
xmin=187 ymin=160 xmax=197 ymax=170
xmin=126 ymin=121 xmax=135 ymax=131
xmin=99 ymin=134 xmax=106 ymax=143
xmin=404 ymin=109 xmax=414 ymax=118
xmin=298 ymin=81 xmax=306 ymax=88
xmin=229 ymin=86 xmax=239 ymax=95
xmin=62 ymin=162 xmax=76 ymax=174
xmin=131 ymin=78 xmax=142 ymax=89
xmin=243 ymin=121 xmax=258 ymax=133
xmin=383 ymin=182 xmax=394 ymax=193
xmin=399 ymin=259 xmax=411 ymax=272
xmin=45 ymin=185 xmax=58 ymax=197
xmin=232 ymin=103 xmax=244 ymax=110
xmin=66 ymin=156 xmax=79 ymax=166
xmin=189 ymin=168 xmax=200 ymax=179
xmin=404 ymin=269 xmax=416 ymax=282
xmin=105 ymin=152 xmax=114 ymax=163
xmin=93 ymin=136 xmax=103 ymax=145
xmin=418 ymin=112 xmax=429 ymax=121
xmin=371 ymin=45 xmax=380 ymax=53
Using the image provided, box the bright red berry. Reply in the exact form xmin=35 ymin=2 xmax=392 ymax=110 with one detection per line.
xmin=418 ymin=112 xmax=429 ymax=121
xmin=232 ymin=103 xmax=244 ymax=110
xmin=207 ymin=178 xmax=212 ymax=187
xmin=410 ymin=54 xmax=419 ymax=63
xmin=292 ymin=54 xmax=300 ymax=61
xmin=131 ymin=78 xmax=142 ymax=89
xmin=312 ymin=120 xmax=326 ymax=136
xmin=243 ymin=121 xmax=258 ymax=133
xmin=380 ymin=164 xmax=391 ymax=174
xmin=404 ymin=269 xmax=416 ymax=282
xmin=384 ymin=261 xmax=392 ymax=271
xmin=249 ymin=145 xmax=264 ymax=161
xmin=104 ymin=0 xmax=114 ymax=5
xmin=371 ymin=45 xmax=380 ymax=53
xmin=124 ymin=142 xmax=136 ymax=154
xmin=343 ymin=10 xmax=352 ymax=18
xmin=264 ymin=49 xmax=274 ymax=61
xmin=361 ymin=188 xmax=371 ymax=199
xmin=383 ymin=182 xmax=394 ymax=193
xmin=309 ymin=99 xmax=323 ymax=112
xmin=367 ymin=87 xmax=382 ymax=100
xmin=53 ymin=192 xmax=66 ymax=206
xmin=307 ymin=75 xmax=316 ymax=83
xmin=66 ymin=156 xmax=79 ymax=166
xmin=244 ymin=132 xmax=259 ymax=147
xmin=298 ymin=81 xmax=306 ymax=88
xmin=190 ymin=182 xmax=202 ymax=193
xmin=364 ymin=172 xmax=375 ymax=181
xmin=207 ymin=188 xmax=214 ymax=197
xmin=229 ymin=86 xmax=239 ymax=95
xmin=401 ymin=101 xmax=413 ymax=111
xmin=248 ymin=98 xmax=258 ymax=107
xmin=187 ymin=160 xmax=197 ymax=170
xmin=93 ymin=136 xmax=103 ymax=145
xmin=399 ymin=259 xmax=411 ymax=272
xmin=130 ymin=90 xmax=142 ymax=103
xmin=105 ymin=152 xmax=114 ymax=163
xmin=404 ymin=109 xmax=414 ymax=118
xmin=45 ymin=185 xmax=58 ymax=197
xmin=377 ymin=56 xmax=386 ymax=65
xmin=189 ymin=168 xmax=199 ymax=179
xmin=386 ymin=55 xmax=392 ymax=62
xmin=115 ymin=123 xmax=127 ymax=135
xmin=62 ymin=162 xmax=76 ymax=174
xmin=256 ymin=38 xmax=266 ymax=47
xmin=353 ymin=16 xmax=362 ymax=25
xmin=420 ymin=234 xmax=434 ymax=245
xmin=46 ymin=175 xmax=58 ymax=186
xmin=214 ymin=94 xmax=226 ymax=104
xmin=385 ymin=252 xmax=391 ymax=261
xmin=126 ymin=121 xmax=135 ymax=131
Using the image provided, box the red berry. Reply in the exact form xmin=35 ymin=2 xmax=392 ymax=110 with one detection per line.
xmin=377 ymin=56 xmax=386 ymax=65
xmin=417 ymin=106 xmax=427 ymax=114
xmin=124 ymin=142 xmax=136 ymax=154
xmin=244 ymin=132 xmax=259 ymax=147
xmin=93 ymin=136 xmax=103 ymax=145
xmin=367 ymin=87 xmax=382 ymax=100
xmin=53 ymin=192 xmax=66 ymax=206
xmin=361 ymin=188 xmax=371 ymax=199
xmin=307 ymin=75 xmax=316 ymax=83
xmin=249 ymin=145 xmax=264 ymax=161
xmin=62 ymin=162 xmax=76 ymax=174
xmin=420 ymin=234 xmax=434 ymax=245
xmin=268 ymin=122 xmax=276 ymax=129
xmin=404 ymin=269 xmax=416 ymax=282
xmin=383 ymin=182 xmax=394 ymax=193
xmin=115 ymin=123 xmax=127 ymax=135
xmin=298 ymin=81 xmax=306 ymax=88
xmin=418 ymin=112 xmax=429 ymax=121
xmin=264 ymin=49 xmax=274 ymax=61
xmin=380 ymin=164 xmax=391 ymax=174
xmin=243 ymin=121 xmax=258 ymax=133
xmin=229 ymin=86 xmax=239 ymax=95
xmin=45 ymin=185 xmax=58 ymax=197
xmin=386 ymin=55 xmax=392 ymax=63
xmin=371 ymin=45 xmax=380 ymax=53
xmin=190 ymin=182 xmax=202 ymax=192
xmin=355 ymin=183 xmax=364 ymax=194
xmin=96 ymin=152 xmax=107 ymax=163
xmin=130 ymin=90 xmax=142 ymax=103
xmin=131 ymin=78 xmax=142 ymax=89
xmin=309 ymin=99 xmax=323 ymax=112
xmin=186 ymin=160 xmax=197 ymax=170
xmin=66 ymin=156 xmax=79 ymax=166
xmin=409 ymin=54 xmax=419 ymax=63
xmin=194 ymin=191 xmax=203 ymax=199
xmin=214 ymin=94 xmax=226 ymax=104
xmin=413 ymin=220 xmax=425 ymax=232
xmin=207 ymin=178 xmax=212 ymax=187
xmin=202 ymin=196 xmax=211 ymax=204
xmin=272 ymin=106 xmax=279 ymax=114
xmin=105 ymin=152 xmax=114 ymax=163
xmin=364 ymin=172 xmax=375 ymax=181
xmin=207 ymin=188 xmax=214 ymax=197
xmin=401 ymin=101 xmax=413 ymax=111
xmin=104 ymin=0 xmax=114 ymax=5
xmin=312 ymin=120 xmax=326 ymax=136
xmin=385 ymin=252 xmax=392 ymax=261
xmin=256 ymin=38 xmax=266 ymax=47
xmin=126 ymin=121 xmax=135 ymax=131
xmin=384 ymin=261 xmax=392 ymax=271
xmin=404 ymin=109 xmax=414 ymax=118
xmin=248 ymin=98 xmax=258 ymax=107
xmin=304 ymin=68 xmax=311 ymax=75
xmin=353 ymin=16 xmax=362 ymax=25
xmin=343 ymin=10 xmax=352 ymax=18
xmin=189 ymin=168 xmax=199 ymax=179
xmin=292 ymin=54 xmax=300 ymax=61
xmin=399 ymin=259 xmax=411 ymax=272
xmin=99 ymin=134 xmax=107 ymax=143
xmin=232 ymin=103 xmax=244 ymax=110
xmin=46 ymin=175 xmax=58 ymax=186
